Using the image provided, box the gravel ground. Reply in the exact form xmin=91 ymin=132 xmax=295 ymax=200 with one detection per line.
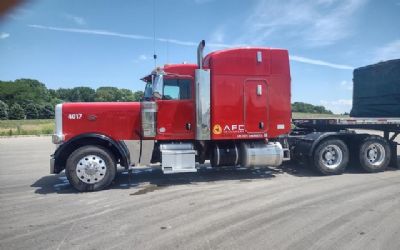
xmin=0 ymin=136 xmax=399 ymax=250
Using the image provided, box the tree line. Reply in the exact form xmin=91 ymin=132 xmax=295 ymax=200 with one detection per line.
xmin=0 ymin=79 xmax=334 ymax=120
xmin=292 ymin=102 xmax=333 ymax=114
xmin=0 ymin=79 xmax=144 ymax=120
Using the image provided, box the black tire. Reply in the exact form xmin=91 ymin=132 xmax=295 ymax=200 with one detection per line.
xmin=66 ymin=145 xmax=116 ymax=192
xmin=312 ymin=138 xmax=349 ymax=175
xmin=358 ymin=135 xmax=391 ymax=173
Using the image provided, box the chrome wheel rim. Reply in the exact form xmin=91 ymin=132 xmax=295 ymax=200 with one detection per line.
xmin=320 ymin=145 xmax=343 ymax=169
xmin=365 ymin=143 xmax=385 ymax=167
xmin=76 ymin=155 xmax=106 ymax=184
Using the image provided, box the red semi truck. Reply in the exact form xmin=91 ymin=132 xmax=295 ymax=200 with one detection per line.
xmin=50 ymin=41 xmax=399 ymax=191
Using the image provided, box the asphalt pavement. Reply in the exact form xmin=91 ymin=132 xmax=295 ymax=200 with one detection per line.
xmin=0 ymin=136 xmax=400 ymax=250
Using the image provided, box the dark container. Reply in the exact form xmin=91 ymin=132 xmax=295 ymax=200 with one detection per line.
xmin=350 ymin=59 xmax=400 ymax=117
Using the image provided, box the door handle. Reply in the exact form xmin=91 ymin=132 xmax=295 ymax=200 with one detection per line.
xmin=186 ymin=123 xmax=191 ymax=130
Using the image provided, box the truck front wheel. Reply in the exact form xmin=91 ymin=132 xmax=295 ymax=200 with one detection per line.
xmin=359 ymin=136 xmax=391 ymax=173
xmin=312 ymin=139 xmax=349 ymax=175
xmin=65 ymin=145 xmax=116 ymax=192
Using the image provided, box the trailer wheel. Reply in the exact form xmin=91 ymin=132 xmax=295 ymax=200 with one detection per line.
xmin=65 ymin=145 xmax=116 ymax=192
xmin=313 ymin=139 xmax=349 ymax=175
xmin=359 ymin=136 xmax=391 ymax=173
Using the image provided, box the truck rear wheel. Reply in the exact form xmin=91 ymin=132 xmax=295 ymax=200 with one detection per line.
xmin=359 ymin=136 xmax=391 ymax=173
xmin=312 ymin=138 xmax=349 ymax=175
xmin=66 ymin=145 xmax=116 ymax=192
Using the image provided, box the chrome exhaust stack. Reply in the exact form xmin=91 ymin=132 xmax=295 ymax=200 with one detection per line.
xmin=197 ymin=40 xmax=205 ymax=69
xmin=195 ymin=40 xmax=211 ymax=140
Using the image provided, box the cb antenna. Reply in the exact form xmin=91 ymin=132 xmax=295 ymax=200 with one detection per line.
xmin=152 ymin=0 xmax=157 ymax=68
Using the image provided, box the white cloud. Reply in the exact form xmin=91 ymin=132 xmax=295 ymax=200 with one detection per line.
xmin=139 ymin=54 xmax=148 ymax=60
xmin=157 ymin=37 xmax=197 ymax=46
xmin=0 ymin=32 xmax=10 ymax=39
xmin=194 ymin=0 xmax=215 ymax=4
xmin=133 ymin=54 xmax=150 ymax=63
xmin=7 ymin=7 xmax=33 ymax=20
xmin=290 ymin=55 xmax=354 ymax=69
xmin=65 ymin=14 xmax=86 ymax=26
xmin=340 ymin=80 xmax=353 ymax=90
xmin=28 ymin=24 xmax=353 ymax=70
xmin=307 ymin=0 xmax=366 ymax=46
xmin=209 ymin=26 xmax=225 ymax=44
xmin=29 ymin=24 xmax=152 ymax=40
xmin=320 ymin=99 xmax=352 ymax=114
xmin=374 ymin=39 xmax=400 ymax=62
xmin=238 ymin=0 xmax=367 ymax=47
xmin=317 ymin=0 xmax=339 ymax=6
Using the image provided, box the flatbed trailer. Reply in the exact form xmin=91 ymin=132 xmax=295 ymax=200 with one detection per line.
xmin=288 ymin=117 xmax=400 ymax=175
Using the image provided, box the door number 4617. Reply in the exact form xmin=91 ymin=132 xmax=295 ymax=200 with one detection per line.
xmin=68 ymin=113 xmax=83 ymax=120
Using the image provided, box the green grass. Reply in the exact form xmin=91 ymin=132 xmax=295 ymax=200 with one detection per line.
xmin=292 ymin=112 xmax=348 ymax=119
xmin=0 ymin=119 xmax=54 ymax=136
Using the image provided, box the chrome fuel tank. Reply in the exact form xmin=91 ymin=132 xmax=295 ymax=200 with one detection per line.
xmin=241 ymin=141 xmax=283 ymax=168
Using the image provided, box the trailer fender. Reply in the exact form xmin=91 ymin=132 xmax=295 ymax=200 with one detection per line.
xmin=309 ymin=133 xmax=343 ymax=157
xmin=293 ymin=132 xmax=355 ymax=161
xmin=52 ymin=133 xmax=130 ymax=174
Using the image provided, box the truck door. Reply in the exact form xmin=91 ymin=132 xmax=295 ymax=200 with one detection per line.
xmin=244 ymin=79 xmax=268 ymax=133
xmin=156 ymin=77 xmax=195 ymax=140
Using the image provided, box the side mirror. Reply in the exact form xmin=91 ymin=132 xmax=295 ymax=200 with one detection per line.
xmin=152 ymin=74 xmax=164 ymax=100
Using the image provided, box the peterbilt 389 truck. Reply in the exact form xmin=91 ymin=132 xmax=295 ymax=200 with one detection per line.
xmin=50 ymin=41 xmax=400 ymax=191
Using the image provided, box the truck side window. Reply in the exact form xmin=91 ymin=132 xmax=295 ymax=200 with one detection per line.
xmin=163 ymin=79 xmax=191 ymax=100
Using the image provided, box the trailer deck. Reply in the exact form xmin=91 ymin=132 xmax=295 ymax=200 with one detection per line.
xmin=293 ymin=117 xmax=400 ymax=135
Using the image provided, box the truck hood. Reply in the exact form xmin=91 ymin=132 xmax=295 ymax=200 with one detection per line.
xmin=61 ymin=102 xmax=141 ymax=141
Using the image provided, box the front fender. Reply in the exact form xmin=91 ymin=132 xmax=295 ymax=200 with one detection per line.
xmin=51 ymin=133 xmax=130 ymax=174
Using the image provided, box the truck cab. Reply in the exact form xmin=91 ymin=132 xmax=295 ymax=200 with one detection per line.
xmin=50 ymin=40 xmax=292 ymax=191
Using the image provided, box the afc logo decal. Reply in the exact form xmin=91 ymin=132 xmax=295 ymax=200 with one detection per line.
xmin=213 ymin=124 xmax=222 ymax=135
xmin=213 ymin=124 xmax=245 ymax=134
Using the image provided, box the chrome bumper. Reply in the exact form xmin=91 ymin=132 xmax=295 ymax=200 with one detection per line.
xmin=50 ymin=156 xmax=55 ymax=174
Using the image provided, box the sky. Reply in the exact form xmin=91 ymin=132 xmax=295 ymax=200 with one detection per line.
xmin=0 ymin=0 xmax=399 ymax=114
